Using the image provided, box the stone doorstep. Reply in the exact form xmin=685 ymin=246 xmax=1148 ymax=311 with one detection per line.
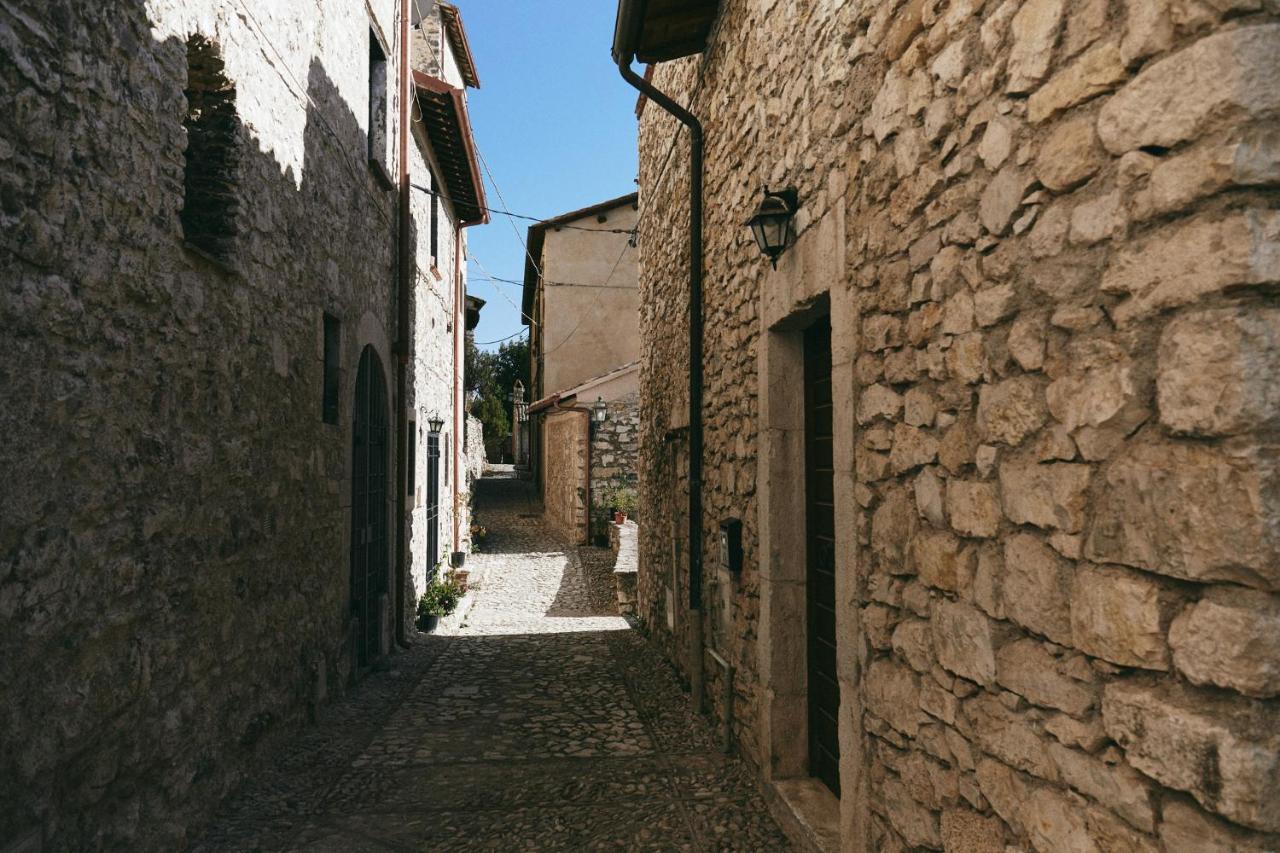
xmin=764 ymin=777 xmax=842 ymax=853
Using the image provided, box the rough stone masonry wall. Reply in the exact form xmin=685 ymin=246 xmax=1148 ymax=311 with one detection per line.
xmin=0 ymin=1 xmax=403 ymax=849
xmin=636 ymin=0 xmax=1280 ymax=849
xmin=590 ymin=391 xmax=641 ymax=531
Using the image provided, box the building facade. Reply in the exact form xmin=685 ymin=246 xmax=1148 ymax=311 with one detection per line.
xmin=524 ymin=193 xmax=641 ymax=402
xmin=523 ymin=194 xmax=642 ymax=539
xmin=0 ymin=0 xmax=484 ymax=849
xmin=406 ymin=3 xmax=487 ymax=594
xmin=626 ymin=1 xmax=1280 ymax=851
xmin=529 ymin=362 xmax=641 ymax=544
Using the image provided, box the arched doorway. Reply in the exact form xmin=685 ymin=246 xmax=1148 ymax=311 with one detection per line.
xmin=351 ymin=345 xmax=389 ymax=670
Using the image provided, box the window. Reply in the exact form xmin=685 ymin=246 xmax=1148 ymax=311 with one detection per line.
xmin=323 ymin=313 xmax=340 ymax=424
xmin=429 ymin=170 xmax=439 ymax=265
xmin=182 ymin=35 xmax=238 ymax=261
xmin=368 ymin=29 xmax=389 ymax=179
xmin=408 ymin=421 xmax=416 ymax=496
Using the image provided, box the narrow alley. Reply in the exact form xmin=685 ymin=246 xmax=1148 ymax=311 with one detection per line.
xmin=192 ymin=468 xmax=793 ymax=852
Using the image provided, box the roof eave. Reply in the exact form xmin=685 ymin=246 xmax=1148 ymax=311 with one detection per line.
xmin=412 ymin=71 xmax=489 ymax=228
xmin=438 ymin=3 xmax=481 ymax=89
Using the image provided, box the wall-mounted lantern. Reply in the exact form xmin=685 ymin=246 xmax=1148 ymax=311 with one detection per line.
xmin=427 ymin=415 xmax=445 ymax=435
xmin=592 ymin=396 xmax=609 ymax=425
xmin=746 ymin=187 xmax=799 ymax=268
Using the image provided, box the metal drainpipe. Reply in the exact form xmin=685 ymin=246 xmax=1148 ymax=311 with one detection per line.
xmin=394 ymin=0 xmax=411 ymax=649
xmin=452 ymin=227 xmax=463 ymax=556
xmin=616 ymin=57 xmax=705 ymax=713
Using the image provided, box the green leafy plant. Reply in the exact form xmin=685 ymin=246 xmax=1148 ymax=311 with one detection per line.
xmin=613 ymin=485 xmax=638 ymax=517
xmin=417 ymin=572 xmax=465 ymax=628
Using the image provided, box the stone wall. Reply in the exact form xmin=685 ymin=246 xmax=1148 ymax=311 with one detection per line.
xmin=407 ymin=113 xmax=467 ymax=606
xmin=0 ymin=0 xmax=438 ymax=849
xmin=610 ymin=519 xmax=639 ymax=617
xmin=542 ymin=408 xmax=589 ymax=543
xmin=635 ymin=0 xmax=1280 ymax=850
xmin=589 ymin=391 xmax=641 ymax=535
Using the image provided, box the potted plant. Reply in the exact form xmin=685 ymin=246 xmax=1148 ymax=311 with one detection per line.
xmin=468 ymin=523 xmax=487 ymax=553
xmin=613 ymin=485 xmax=638 ymax=524
xmin=416 ymin=571 xmax=465 ymax=633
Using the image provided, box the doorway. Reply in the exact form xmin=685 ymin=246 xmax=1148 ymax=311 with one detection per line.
xmin=804 ymin=316 xmax=839 ymax=796
xmin=351 ymin=345 xmax=389 ymax=669
xmin=426 ymin=427 xmax=440 ymax=574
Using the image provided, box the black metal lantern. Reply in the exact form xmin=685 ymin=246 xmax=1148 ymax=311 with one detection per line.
xmin=746 ymin=187 xmax=799 ymax=268
xmin=592 ymin=396 xmax=608 ymax=424
xmin=427 ymin=415 xmax=445 ymax=434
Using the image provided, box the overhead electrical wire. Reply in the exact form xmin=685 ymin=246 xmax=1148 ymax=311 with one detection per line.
xmin=473 ymin=272 xmax=637 ymax=291
xmin=469 ymin=252 xmax=537 ymax=327
xmin=410 ymin=183 xmax=637 ymax=235
xmin=538 ymin=237 xmax=633 ymax=360
xmin=231 ymin=0 xmax=394 ymax=228
xmin=407 ymin=3 xmax=633 ymax=352
xmin=474 ymin=328 xmax=529 ymax=347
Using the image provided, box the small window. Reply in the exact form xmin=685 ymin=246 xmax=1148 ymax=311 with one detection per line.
xmin=368 ymin=30 xmax=389 ymax=177
xmin=322 ymin=314 xmax=340 ymax=424
xmin=182 ymin=35 xmax=238 ymax=261
xmin=408 ymin=421 xmax=416 ymax=496
xmin=429 ymin=170 xmax=439 ymax=265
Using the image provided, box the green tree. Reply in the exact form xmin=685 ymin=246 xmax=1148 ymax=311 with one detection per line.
xmin=465 ymin=334 xmax=529 ymax=461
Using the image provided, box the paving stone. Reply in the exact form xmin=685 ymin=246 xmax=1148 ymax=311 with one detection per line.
xmin=192 ymin=469 xmax=792 ymax=851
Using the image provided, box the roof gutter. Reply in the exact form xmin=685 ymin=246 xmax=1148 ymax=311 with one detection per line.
xmin=614 ymin=0 xmax=706 ymax=710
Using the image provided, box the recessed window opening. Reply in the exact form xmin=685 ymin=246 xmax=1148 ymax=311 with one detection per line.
xmin=408 ymin=420 xmax=417 ymax=496
xmin=322 ymin=313 xmax=341 ymax=424
xmin=368 ymin=29 xmax=389 ymax=173
xmin=182 ymin=35 xmax=239 ymax=261
xmin=429 ymin=170 xmax=440 ymax=265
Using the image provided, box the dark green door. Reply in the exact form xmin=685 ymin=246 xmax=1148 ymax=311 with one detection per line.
xmin=351 ymin=345 xmax=388 ymax=669
xmin=804 ymin=317 xmax=839 ymax=796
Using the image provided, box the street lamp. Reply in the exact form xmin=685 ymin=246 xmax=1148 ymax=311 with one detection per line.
xmin=746 ymin=187 xmax=799 ymax=268
xmin=592 ymin=396 xmax=608 ymax=424
xmin=427 ymin=415 xmax=444 ymax=434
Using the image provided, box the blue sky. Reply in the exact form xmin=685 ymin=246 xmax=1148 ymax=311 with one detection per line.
xmin=458 ymin=1 xmax=640 ymax=350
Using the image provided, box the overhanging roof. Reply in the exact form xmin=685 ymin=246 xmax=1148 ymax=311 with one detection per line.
xmin=438 ymin=3 xmax=480 ymax=89
xmin=413 ymin=71 xmax=488 ymax=226
xmin=529 ymin=361 xmax=640 ymax=414
xmin=521 ymin=192 xmax=639 ymax=325
xmin=613 ymin=0 xmax=720 ymax=64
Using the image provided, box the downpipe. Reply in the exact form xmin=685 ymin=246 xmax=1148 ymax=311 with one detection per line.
xmin=393 ymin=0 xmax=412 ymax=649
xmin=616 ymin=57 xmax=705 ymax=715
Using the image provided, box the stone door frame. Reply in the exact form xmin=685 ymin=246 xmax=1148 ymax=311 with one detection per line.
xmin=756 ymin=199 xmax=865 ymax=852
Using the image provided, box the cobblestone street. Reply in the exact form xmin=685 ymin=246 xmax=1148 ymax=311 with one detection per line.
xmin=194 ymin=468 xmax=792 ymax=852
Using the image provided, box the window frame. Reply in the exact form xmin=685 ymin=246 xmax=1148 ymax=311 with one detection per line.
xmin=322 ymin=313 xmax=341 ymax=425
xmin=367 ymin=26 xmax=393 ymax=189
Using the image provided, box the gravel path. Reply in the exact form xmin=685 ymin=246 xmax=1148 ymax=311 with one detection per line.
xmin=193 ymin=467 xmax=793 ymax=852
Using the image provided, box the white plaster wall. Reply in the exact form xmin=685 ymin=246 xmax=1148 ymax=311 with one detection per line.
xmin=408 ymin=124 xmax=464 ymax=593
xmin=147 ymin=0 xmax=403 ymax=188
